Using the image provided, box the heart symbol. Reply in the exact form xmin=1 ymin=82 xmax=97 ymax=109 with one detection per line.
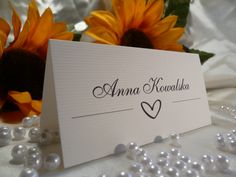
xmin=141 ymin=99 xmax=162 ymax=119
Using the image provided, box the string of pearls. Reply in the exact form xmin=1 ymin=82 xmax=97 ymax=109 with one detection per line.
xmin=0 ymin=115 xmax=61 ymax=177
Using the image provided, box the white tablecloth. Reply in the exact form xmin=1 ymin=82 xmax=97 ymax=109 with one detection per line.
xmin=0 ymin=113 xmax=236 ymax=177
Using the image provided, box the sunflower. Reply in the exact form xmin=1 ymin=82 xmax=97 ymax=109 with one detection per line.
xmin=0 ymin=0 xmax=73 ymax=122
xmin=84 ymin=0 xmax=184 ymax=51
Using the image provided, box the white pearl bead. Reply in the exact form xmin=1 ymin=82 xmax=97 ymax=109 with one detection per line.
xmin=174 ymin=160 xmax=187 ymax=171
xmin=134 ymin=174 xmax=151 ymax=177
xmin=11 ymin=144 xmax=27 ymax=164
xmin=227 ymin=136 xmax=234 ymax=141
xmin=140 ymin=156 xmax=152 ymax=166
xmin=215 ymin=155 xmax=230 ymax=172
xmin=25 ymin=153 xmax=42 ymax=170
xmin=216 ymin=136 xmax=227 ymax=151
xmin=28 ymin=128 xmax=41 ymax=143
xmin=22 ymin=117 xmax=34 ymax=128
xmin=180 ymin=155 xmax=191 ymax=164
xmin=165 ymin=167 xmax=180 ymax=177
xmin=129 ymin=163 xmax=143 ymax=173
xmin=200 ymin=155 xmax=215 ymax=173
xmin=31 ymin=115 xmax=40 ymax=127
xmin=136 ymin=148 xmax=147 ymax=157
xmin=0 ymin=126 xmax=12 ymax=147
xmin=229 ymin=140 xmax=236 ymax=153
xmin=232 ymin=129 xmax=236 ymax=135
xmin=158 ymin=174 xmax=170 ymax=177
xmin=158 ymin=151 xmax=170 ymax=159
xmin=25 ymin=147 xmax=42 ymax=169
xmin=0 ymin=126 xmax=11 ymax=133
xmin=154 ymin=136 xmax=164 ymax=143
xmin=19 ymin=168 xmax=39 ymax=177
xmin=40 ymin=131 xmax=53 ymax=145
xmin=169 ymin=148 xmax=181 ymax=160
xmin=169 ymin=134 xmax=181 ymax=147
xmin=98 ymin=174 xmax=110 ymax=177
xmin=13 ymin=126 xmax=26 ymax=140
xmin=127 ymin=142 xmax=138 ymax=151
xmin=44 ymin=153 xmax=61 ymax=171
xmin=170 ymin=134 xmax=180 ymax=140
xmin=116 ymin=171 xmax=132 ymax=177
xmin=215 ymin=133 xmax=223 ymax=138
xmin=135 ymin=148 xmax=148 ymax=161
xmin=191 ymin=162 xmax=205 ymax=175
xmin=183 ymin=169 xmax=200 ymax=177
xmin=157 ymin=175 xmax=169 ymax=177
xmin=52 ymin=131 xmax=60 ymax=143
xmin=27 ymin=147 xmax=41 ymax=157
xmin=127 ymin=147 xmax=139 ymax=160
xmin=147 ymin=164 xmax=162 ymax=175
xmin=156 ymin=158 xmax=170 ymax=169
xmin=126 ymin=142 xmax=139 ymax=160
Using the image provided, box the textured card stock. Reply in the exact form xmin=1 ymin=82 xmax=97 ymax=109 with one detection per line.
xmin=41 ymin=40 xmax=211 ymax=168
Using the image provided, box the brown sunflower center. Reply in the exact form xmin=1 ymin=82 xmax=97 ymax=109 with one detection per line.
xmin=120 ymin=28 xmax=153 ymax=49
xmin=0 ymin=49 xmax=45 ymax=101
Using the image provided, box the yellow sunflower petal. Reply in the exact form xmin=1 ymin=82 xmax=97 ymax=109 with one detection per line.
xmin=28 ymin=110 xmax=38 ymax=116
xmin=85 ymin=31 xmax=115 ymax=44
xmin=9 ymin=1 xmax=22 ymax=41
xmin=165 ymin=44 xmax=184 ymax=51
xmin=17 ymin=103 xmax=33 ymax=116
xmin=132 ymin=0 xmax=146 ymax=27
xmin=86 ymin=27 xmax=118 ymax=44
xmin=144 ymin=15 xmax=178 ymax=37
xmin=0 ymin=31 xmax=8 ymax=50
xmin=153 ymin=42 xmax=183 ymax=51
xmin=156 ymin=28 xmax=184 ymax=43
xmin=0 ymin=17 xmax=11 ymax=36
xmin=51 ymin=31 xmax=74 ymax=40
xmin=50 ymin=22 xmax=67 ymax=36
xmin=31 ymin=100 xmax=42 ymax=113
xmin=37 ymin=31 xmax=73 ymax=58
xmin=86 ymin=11 xmax=121 ymax=37
xmin=0 ymin=30 xmax=7 ymax=57
xmin=27 ymin=8 xmax=53 ymax=51
xmin=25 ymin=0 xmax=40 ymax=41
xmin=142 ymin=0 xmax=164 ymax=27
xmin=8 ymin=91 xmax=32 ymax=104
xmin=29 ymin=0 xmax=40 ymax=18
xmin=10 ymin=21 xmax=30 ymax=48
xmin=112 ymin=0 xmax=137 ymax=30
xmin=153 ymin=28 xmax=184 ymax=50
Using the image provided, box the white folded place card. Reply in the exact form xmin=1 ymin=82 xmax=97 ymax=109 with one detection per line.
xmin=41 ymin=40 xmax=211 ymax=168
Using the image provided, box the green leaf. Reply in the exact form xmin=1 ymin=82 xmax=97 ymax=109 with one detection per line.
xmin=164 ymin=0 xmax=190 ymax=27
xmin=184 ymin=46 xmax=215 ymax=64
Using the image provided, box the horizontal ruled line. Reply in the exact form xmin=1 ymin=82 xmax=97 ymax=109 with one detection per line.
xmin=72 ymin=108 xmax=134 ymax=119
xmin=172 ymin=97 xmax=201 ymax=103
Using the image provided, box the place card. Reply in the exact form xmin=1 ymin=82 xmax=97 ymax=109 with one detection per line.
xmin=41 ymin=40 xmax=211 ymax=168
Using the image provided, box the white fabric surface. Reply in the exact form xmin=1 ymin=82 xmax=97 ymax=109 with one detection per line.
xmin=0 ymin=0 xmax=236 ymax=176
xmin=0 ymin=120 xmax=236 ymax=177
xmin=186 ymin=0 xmax=236 ymax=89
